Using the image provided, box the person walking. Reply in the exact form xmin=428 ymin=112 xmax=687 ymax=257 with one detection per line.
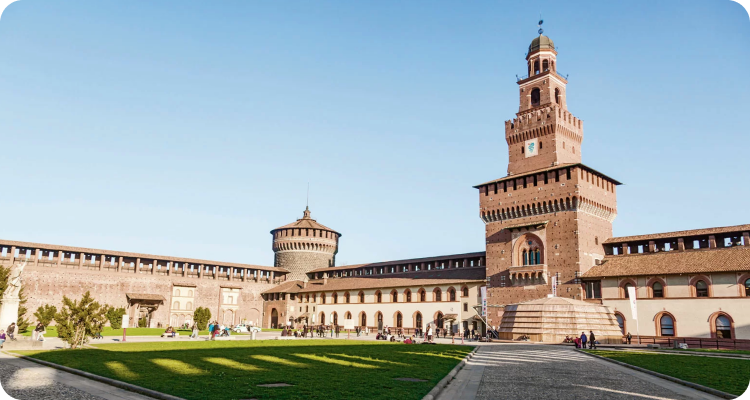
xmin=580 ymin=332 xmax=587 ymax=349
xmin=626 ymin=332 xmax=632 ymax=345
xmin=589 ymin=331 xmax=597 ymax=349
xmin=427 ymin=324 xmax=433 ymax=343
xmin=208 ymin=322 xmax=215 ymax=338
xmin=190 ymin=324 xmax=199 ymax=339
xmin=35 ymin=323 xmax=46 ymax=341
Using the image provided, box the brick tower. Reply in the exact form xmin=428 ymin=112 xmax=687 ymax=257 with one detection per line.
xmin=474 ymin=25 xmax=621 ymax=328
xmin=270 ymin=207 xmax=340 ymax=280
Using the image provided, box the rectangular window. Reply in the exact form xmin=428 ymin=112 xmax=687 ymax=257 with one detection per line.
xmin=585 ymin=281 xmax=602 ymax=299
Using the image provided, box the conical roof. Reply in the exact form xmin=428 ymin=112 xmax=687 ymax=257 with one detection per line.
xmin=271 ymin=207 xmax=340 ymax=235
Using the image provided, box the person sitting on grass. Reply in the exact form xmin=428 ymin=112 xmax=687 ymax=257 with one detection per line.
xmin=404 ymin=335 xmax=415 ymax=344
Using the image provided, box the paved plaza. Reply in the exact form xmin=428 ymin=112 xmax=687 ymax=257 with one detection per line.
xmin=438 ymin=344 xmax=723 ymax=400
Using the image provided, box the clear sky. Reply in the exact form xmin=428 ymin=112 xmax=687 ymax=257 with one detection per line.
xmin=0 ymin=1 xmax=748 ymax=267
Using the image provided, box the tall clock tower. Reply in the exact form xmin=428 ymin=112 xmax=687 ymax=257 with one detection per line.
xmin=475 ymin=24 xmax=621 ymax=328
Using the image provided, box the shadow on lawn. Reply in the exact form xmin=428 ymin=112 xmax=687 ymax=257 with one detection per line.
xmin=19 ymin=342 xmax=472 ymax=400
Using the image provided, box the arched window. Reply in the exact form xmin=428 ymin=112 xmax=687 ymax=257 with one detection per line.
xmin=615 ymin=313 xmax=625 ymax=335
xmin=652 ymin=282 xmax=664 ymax=298
xmin=462 ymin=287 xmax=469 ymax=297
xmin=360 ymin=313 xmax=367 ymax=327
xmin=660 ymin=314 xmax=675 ymax=337
xmin=533 ymin=60 xmax=540 ymax=74
xmin=542 ymin=59 xmax=549 ymax=71
xmin=419 ymin=289 xmax=426 ymax=302
xmin=745 ymin=278 xmax=750 ymax=296
xmin=716 ymin=315 xmax=732 ymax=339
xmin=530 ymin=88 xmax=540 ymax=107
xmin=623 ymin=283 xmax=633 ymax=299
xmin=332 ymin=312 xmax=338 ymax=326
xmin=312 ymin=293 xmax=316 ymax=302
xmin=396 ymin=312 xmax=403 ymax=328
xmin=319 ymin=312 xmax=325 ymax=325
xmin=173 ymin=301 xmax=180 ymax=310
xmin=434 ymin=288 xmax=442 ymax=302
xmin=345 ymin=311 xmax=351 ymax=319
xmin=555 ymin=88 xmax=560 ymax=104
xmin=186 ymin=302 xmax=193 ymax=311
xmin=436 ymin=312 xmax=444 ymax=329
xmin=416 ymin=312 xmax=423 ymax=329
xmin=377 ymin=312 xmax=383 ymax=326
xmin=345 ymin=292 xmax=350 ymax=303
xmin=305 ymin=294 xmax=310 ymax=302
xmin=535 ymin=249 xmax=541 ymax=265
xmin=358 ymin=291 xmax=365 ymax=303
xmin=696 ymin=280 xmax=708 ymax=297
xmin=321 ymin=293 xmax=326 ymax=304
xmin=333 ymin=293 xmax=338 ymax=304
xmin=175 ymin=289 xmax=181 ymax=297
xmin=448 ymin=288 xmax=456 ymax=302
xmin=405 ymin=289 xmax=412 ymax=302
xmin=376 ymin=291 xmax=382 ymax=303
xmin=391 ymin=290 xmax=398 ymax=303
xmin=523 ymin=250 xmax=528 ymax=266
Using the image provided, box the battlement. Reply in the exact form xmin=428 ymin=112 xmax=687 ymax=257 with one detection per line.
xmin=505 ymin=105 xmax=583 ymax=142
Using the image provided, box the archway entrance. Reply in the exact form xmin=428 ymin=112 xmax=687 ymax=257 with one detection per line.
xmin=271 ymin=308 xmax=279 ymax=328
xmin=436 ymin=312 xmax=444 ymax=330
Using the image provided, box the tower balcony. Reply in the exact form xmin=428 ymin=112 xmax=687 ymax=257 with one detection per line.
xmin=516 ymin=69 xmax=568 ymax=83
xmin=509 ymin=264 xmax=548 ymax=285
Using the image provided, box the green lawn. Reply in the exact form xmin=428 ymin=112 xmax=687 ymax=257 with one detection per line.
xmin=586 ymin=350 xmax=750 ymax=396
xmin=16 ymin=339 xmax=471 ymax=400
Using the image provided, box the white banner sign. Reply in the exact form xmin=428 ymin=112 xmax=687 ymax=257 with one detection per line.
xmin=551 ymin=275 xmax=557 ymax=297
xmin=627 ymin=286 xmax=638 ymax=321
xmin=343 ymin=319 xmax=356 ymax=330
xmin=121 ymin=314 xmax=130 ymax=328
xmin=524 ymin=138 xmax=539 ymax=158
xmin=480 ymin=287 xmax=487 ymax=317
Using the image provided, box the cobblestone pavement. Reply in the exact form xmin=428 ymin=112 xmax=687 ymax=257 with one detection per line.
xmin=439 ymin=344 xmax=723 ymax=400
xmin=0 ymin=353 xmax=153 ymax=400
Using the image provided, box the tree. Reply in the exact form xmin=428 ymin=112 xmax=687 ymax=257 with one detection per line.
xmin=34 ymin=304 xmax=57 ymax=326
xmin=0 ymin=265 xmax=30 ymax=332
xmin=193 ymin=307 xmax=211 ymax=330
xmin=105 ymin=306 xmax=127 ymax=329
xmin=54 ymin=291 xmax=107 ymax=349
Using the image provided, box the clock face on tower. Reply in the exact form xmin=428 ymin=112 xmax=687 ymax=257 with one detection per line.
xmin=524 ymin=138 xmax=539 ymax=158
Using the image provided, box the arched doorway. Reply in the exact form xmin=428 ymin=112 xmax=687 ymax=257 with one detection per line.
xmin=360 ymin=312 xmax=367 ymax=327
xmin=396 ymin=312 xmax=403 ymax=328
xmin=319 ymin=312 xmax=325 ymax=325
xmin=415 ymin=312 xmax=423 ymax=330
xmin=270 ymin=308 xmax=278 ymax=328
xmin=376 ymin=312 xmax=383 ymax=331
xmin=332 ymin=312 xmax=338 ymax=326
xmin=436 ymin=312 xmax=444 ymax=330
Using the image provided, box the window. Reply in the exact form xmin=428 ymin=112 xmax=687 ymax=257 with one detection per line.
xmin=542 ymin=60 xmax=549 ymax=71
xmin=376 ymin=291 xmax=382 ymax=303
xmin=361 ymin=313 xmax=367 ymax=327
xmin=419 ymin=289 xmax=426 ymax=302
xmin=744 ymin=278 xmax=750 ymax=296
xmin=555 ymin=88 xmax=560 ymax=104
xmin=463 ymin=303 xmax=468 ymax=312
xmin=623 ymin=283 xmax=633 ymax=299
xmin=462 ymin=287 xmax=469 ymax=297
xmin=345 ymin=292 xmax=350 ymax=303
xmin=615 ymin=313 xmax=625 ymax=335
xmin=660 ymin=315 xmax=675 ymax=337
xmin=405 ymin=290 xmax=411 ymax=302
xmin=716 ymin=315 xmax=732 ymax=339
xmin=391 ymin=290 xmax=398 ymax=303
xmin=333 ymin=293 xmax=338 ymax=304
xmin=359 ymin=291 xmax=365 ymax=303
xmin=696 ymin=280 xmax=708 ymax=297
xmin=175 ymin=289 xmax=181 ymax=297
xmin=585 ymin=281 xmax=601 ymax=299
xmin=188 ymin=290 xmax=193 ymax=297
xmin=396 ymin=312 xmax=403 ymax=328
xmin=415 ymin=312 xmax=423 ymax=329
xmin=523 ymin=250 xmax=528 ymax=266
xmin=173 ymin=301 xmax=180 ymax=310
xmin=186 ymin=302 xmax=192 ymax=311
xmin=434 ymin=288 xmax=442 ymax=302
xmin=345 ymin=311 xmax=351 ymax=319
xmin=448 ymin=288 xmax=456 ymax=302
xmin=652 ymin=282 xmax=664 ymax=298
xmin=531 ymin=88 xmax=540 ymax=107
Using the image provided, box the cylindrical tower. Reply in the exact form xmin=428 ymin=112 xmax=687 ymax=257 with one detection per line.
xmin=270 ymin=207 xmax=340 ymax=281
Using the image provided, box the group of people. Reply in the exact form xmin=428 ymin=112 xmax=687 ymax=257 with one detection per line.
xmin=569 ymin=331 xmax=599 ymax=349
xmin=284 ymin=324 xmax=341 ymax=338
xmin=207 ymin=322 xmax=233 ymax=340
xmin=0 ymin=323 xmax=18 ymax=348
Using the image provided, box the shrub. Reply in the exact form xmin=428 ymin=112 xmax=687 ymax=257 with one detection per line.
xmin=34 ymin=305 xmax=57 ymax=326
xmin=54 ymin=291 xmax=107 ymax=349
xmin=105 ymin=306 xmax=127 ymax=329
xmin=138 ymin=317 xmax=148 ymax=328
xmin=193 ymin=307 xmax=211 ymax=330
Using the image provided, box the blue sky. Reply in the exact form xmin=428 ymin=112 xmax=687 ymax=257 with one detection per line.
xmin=0 ymin=1 xmax=748 ymax=266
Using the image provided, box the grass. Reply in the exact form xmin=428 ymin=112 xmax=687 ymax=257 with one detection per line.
xmin=586 ymin=350 xmax=750 ymax=396
xmin=15 ymin=339 xmax=472 ymax=400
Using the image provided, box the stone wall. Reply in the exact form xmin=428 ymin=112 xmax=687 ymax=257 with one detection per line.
xmin=274 ymin=251 xmax=334 ymax=281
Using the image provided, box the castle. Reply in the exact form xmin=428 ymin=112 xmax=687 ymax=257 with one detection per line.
xmin=2 ymin=28 xmax=748 ymax=341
